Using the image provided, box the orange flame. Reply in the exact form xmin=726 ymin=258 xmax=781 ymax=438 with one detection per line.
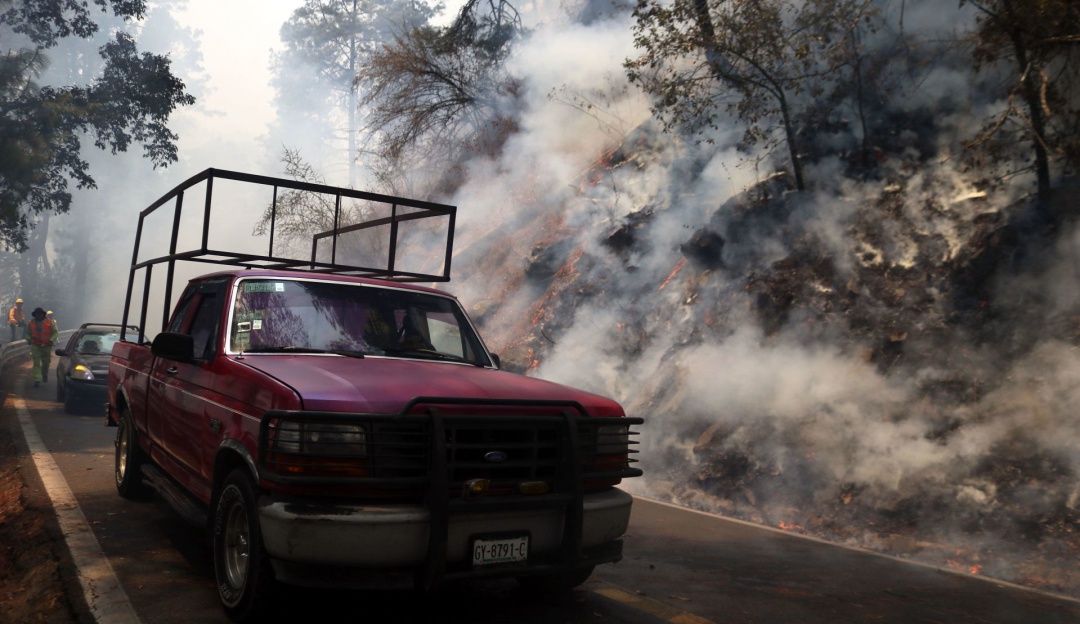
xmin=946 ymin=559 xmax=982 ymax=575
xmin=659 ymin=257 xmax=687 ymax=292
xmin=554 ymin=248 xmax=586 ymax=280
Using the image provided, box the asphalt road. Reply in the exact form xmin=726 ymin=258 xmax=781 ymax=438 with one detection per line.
xmin=6 ymin=358 xmax=1080 ymax=624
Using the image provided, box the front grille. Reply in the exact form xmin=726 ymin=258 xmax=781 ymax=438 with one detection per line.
xmin=368 ymin=422 xmax=429 ymax=479
xmin=259 ymin=401 xmax=642 ymax=491
xmin=445 ymin=420 xmax=562 ymax=490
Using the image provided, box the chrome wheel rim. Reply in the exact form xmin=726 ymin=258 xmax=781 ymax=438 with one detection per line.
xmin=223 ymin=496 xmax=250 ymax=591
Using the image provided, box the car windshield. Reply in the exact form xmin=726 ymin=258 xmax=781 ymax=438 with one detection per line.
xmin=228 ymin=278 xmax=491 ymax=366
xmin=77 ymin=331 xmax=122 ymax=354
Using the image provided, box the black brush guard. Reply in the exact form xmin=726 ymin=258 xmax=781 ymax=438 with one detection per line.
xmin=257 ymin=397 xmax=643 ymax=587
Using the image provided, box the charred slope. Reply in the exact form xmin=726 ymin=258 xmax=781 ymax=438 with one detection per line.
xmin=461 ymin=149 xmax=1080 ymax=595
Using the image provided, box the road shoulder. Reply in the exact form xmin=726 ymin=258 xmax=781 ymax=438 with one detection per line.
xmin=0 ymin=364 xmax=85 ymax=623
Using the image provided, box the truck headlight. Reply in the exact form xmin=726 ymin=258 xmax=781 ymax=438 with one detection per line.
xmin=595 ymin=424 xmax=629 ymax=454
xmin=272 ymin=421 xmax=367 ymax=457
xmin=71 ymin=365 xmax=95 ymax=381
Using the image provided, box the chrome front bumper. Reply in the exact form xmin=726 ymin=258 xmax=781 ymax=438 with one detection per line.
xmin=258 ymin=488 xmax=633 ymax=568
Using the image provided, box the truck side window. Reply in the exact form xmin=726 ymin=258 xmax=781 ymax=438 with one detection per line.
xmin=167 ymin=290 xmax=195 ymax=334
xmin=188 ymin=293 xmax=220 ymax=360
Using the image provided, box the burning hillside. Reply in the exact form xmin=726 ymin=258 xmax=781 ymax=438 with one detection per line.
xmin=450 ymin=124 xmax=1080 ymax=596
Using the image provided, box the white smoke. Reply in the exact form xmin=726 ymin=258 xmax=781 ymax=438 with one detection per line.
xmin=30 ymin=0 xmax=1080 ymax=594
xmin=438 ymin=0 xmax=1080 ymax=593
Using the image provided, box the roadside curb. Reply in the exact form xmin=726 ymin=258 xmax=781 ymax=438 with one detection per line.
xmin=15 ymin=394 xmax=142 ymax=624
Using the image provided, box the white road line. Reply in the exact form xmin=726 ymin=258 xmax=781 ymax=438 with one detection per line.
xmin=15 ymin=398 xmax=142 ymax=624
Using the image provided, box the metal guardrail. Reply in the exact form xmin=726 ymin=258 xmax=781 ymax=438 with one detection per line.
xmin=0 ymin=330 xmax=77 ymax=377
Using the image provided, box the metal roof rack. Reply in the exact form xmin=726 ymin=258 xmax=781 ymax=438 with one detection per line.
xmin=78 ymin=322 xmax=140 ymax=331
xmin=121 ymin=168 xmax=457 ymax=342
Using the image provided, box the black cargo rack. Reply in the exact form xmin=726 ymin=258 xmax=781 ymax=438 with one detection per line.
xmin=120 ymin=168 xmax=456 ymax=342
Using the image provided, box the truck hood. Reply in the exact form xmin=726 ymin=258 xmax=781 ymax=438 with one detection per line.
xmin=236 ymin=355 xmax=621 ymax=415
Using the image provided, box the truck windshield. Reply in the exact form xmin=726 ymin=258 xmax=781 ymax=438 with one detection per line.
xmin=229 ymin=278 xmax=491 ymax=366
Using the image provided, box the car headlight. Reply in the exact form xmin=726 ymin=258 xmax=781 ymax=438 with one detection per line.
xmin=272 ymin=421 xmax=367 ymax=457
xmin=71 ymin=365 xmax=95 ymax=381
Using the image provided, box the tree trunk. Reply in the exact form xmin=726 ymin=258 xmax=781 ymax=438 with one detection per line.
xmin=1010 ymin=37 xmax=1052 ymax=201
xmin=691 ymin=0 xmax=805 ymax=191
xmin=19 ymin=213 xmax=50 ymax=303
xmin=778 ymin=91 xmax=806 ymax=191
xmin=1003 ymin=0 xmax=1052 ymax=206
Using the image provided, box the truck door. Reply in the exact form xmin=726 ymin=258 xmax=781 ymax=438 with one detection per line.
xmin=149 ymin=278 xmax=227 ymax=502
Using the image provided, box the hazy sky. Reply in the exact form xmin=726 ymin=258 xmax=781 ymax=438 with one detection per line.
xmin=165 ymin=0 xmax=461 ymax=176
xmin=169 ymin=1 xmax=297 ymax=171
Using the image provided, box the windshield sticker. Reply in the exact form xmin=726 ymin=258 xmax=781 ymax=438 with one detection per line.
xmin=235 ymin=310 xmax=263 ymax=322
xmin=244 ymin=282 xmax=285 ymax=293
xmin=252 ymin=320 xmax=262 ymax=330
xmin=236 ymin=321 xmax=251 ymax=333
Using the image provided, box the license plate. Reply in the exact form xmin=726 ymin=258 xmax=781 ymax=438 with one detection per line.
xmin=472 ymin=535 xmax=529 ymax=567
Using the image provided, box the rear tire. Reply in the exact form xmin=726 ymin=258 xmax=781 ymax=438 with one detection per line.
xmin=114 ymin=407 xmax=147 ymax=498
xmin=213 ymin=469 xmax=277 ymax=622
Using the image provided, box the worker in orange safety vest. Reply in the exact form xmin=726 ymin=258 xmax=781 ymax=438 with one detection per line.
xmin=8 ymin=298 xmax=24 ymax=342
xmin=25 ymin=307 xmax=58 ymax=387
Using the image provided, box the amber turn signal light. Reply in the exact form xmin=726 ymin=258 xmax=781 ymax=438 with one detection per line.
xmin=462 ymin=478 xmax=491 ymax=499
xmin=517 ymin=481 xmax=550 ymax=495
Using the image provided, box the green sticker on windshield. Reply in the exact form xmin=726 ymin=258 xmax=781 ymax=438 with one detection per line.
xmin=244 ymin=282 xmax=285 ymax=293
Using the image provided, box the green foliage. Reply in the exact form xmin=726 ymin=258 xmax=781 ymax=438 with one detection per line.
xmin=271 ymin=0 xmax=439 ymax=186
xmin=625 ymin=0 xmax=882 ymax=191
xmin=1 ymin=0 xmax=146 ymax=46
xmin=0 ymin=0 xmax=194 ymax=252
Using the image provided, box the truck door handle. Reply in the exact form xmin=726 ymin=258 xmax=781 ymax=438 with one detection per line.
xmin=165 ymin=366 xmax=179 ymax=375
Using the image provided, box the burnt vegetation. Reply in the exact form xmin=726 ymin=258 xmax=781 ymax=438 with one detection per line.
xmin=425 ymin=1 xmax=1080 ymax=594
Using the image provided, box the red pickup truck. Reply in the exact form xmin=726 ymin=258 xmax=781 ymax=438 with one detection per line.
xmin=107 ymin=169 xmax=642 ymax=621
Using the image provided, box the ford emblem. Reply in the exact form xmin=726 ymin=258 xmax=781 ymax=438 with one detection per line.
xmin=484 ymin=451 xmax=508 ymax=463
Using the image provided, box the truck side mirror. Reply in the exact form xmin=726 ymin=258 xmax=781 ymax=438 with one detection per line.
xmin=151 ymin=332 xmax=196 ymax=362
xmin=489 ymin=353 xmax=501 ymax=369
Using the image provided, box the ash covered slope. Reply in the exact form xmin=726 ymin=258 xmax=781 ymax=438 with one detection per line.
xmin=432 ymin=0 xmax=1080 ymax=599
xmin=452 ymin=134 xmax=1080 ymax=595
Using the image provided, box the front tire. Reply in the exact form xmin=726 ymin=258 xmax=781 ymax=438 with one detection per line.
xmin=213 ymin=469 xmax=276 ymax=622
xmin=63 ymin=388 xmax=78 ymax=414
xmin=114 ymin=407 xmax=147 ymax=498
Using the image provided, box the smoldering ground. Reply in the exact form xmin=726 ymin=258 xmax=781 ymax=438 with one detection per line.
xmin=442 ymin=1 xmax=1079 ymax=594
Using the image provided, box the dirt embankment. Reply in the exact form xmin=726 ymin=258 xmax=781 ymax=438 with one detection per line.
xmin=0 ymin=387 xmax=79 ymax=623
